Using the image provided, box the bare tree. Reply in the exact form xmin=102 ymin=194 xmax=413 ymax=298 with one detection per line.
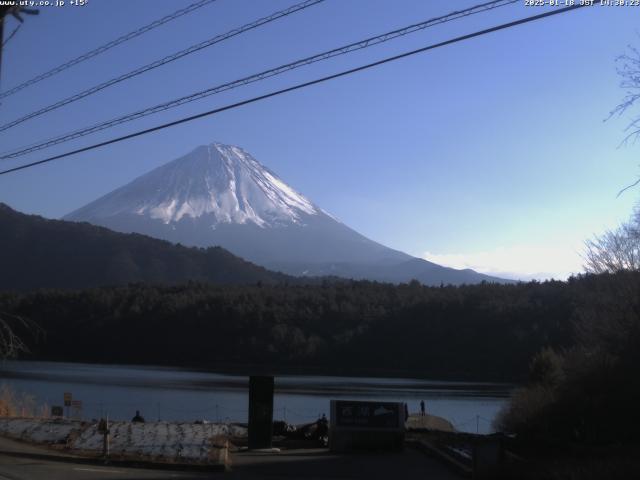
xmin=583 ymin=210 xmax=640 ymax=274
xmin=609 ymin=43 xmax=640 ymax=144
xmin=608 ymin=42 xmax=640 ymax=196
xmin=0 ymin=312 xmax=38 ymax=359
xmin=584 ymin=43 xmax=640 ymax=272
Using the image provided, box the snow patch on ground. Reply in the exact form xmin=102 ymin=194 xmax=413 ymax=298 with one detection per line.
xmin=0 ymin=417 xmax=245 ymax=464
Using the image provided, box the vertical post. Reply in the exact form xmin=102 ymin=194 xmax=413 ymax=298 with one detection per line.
xmin=99 ymin=415 xmax=110 ymax=461
xmin=248 ymin=375 xmax=274 ymax=450
xmin=105 ymin=415 xmax=110 ymax=459
xmin=476 ymin=415 xmax=479 ymax=434
xmin=0 ymin=14 xmax=5 ymax=83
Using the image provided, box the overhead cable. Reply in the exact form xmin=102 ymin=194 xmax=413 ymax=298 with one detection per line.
xmin=0 ymin=3 xmax=590 ymax=177
xmin=0 ymin=0 xmax=219 ymax=100
xmin=0 ymin=0 xmax=517 ymax=158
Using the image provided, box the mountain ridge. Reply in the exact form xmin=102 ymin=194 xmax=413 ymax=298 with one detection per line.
xmin=0 ymin=202 xmax=293 ymax=290
xmin=64 ymin=142 xmax=512 ymax=285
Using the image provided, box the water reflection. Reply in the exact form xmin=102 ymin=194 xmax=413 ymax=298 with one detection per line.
xmin=0 ymin=361 xmax=513 ymax=434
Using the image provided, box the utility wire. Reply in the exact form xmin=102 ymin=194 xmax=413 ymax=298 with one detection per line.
xmin=1 ymin=23 xmax=21 ymax=48
xmin=0 ymin=0 xmax=218 ymax=100
xmin=0 ymin=0 xmax=326 ymax=132
xmin=0 ymin=0 xmax=518 ymax=159
xmin=0 ymin=3 xmax=590 ymax=177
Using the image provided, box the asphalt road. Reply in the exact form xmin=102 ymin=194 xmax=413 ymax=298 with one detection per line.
xmin=0 ymin=453 xmax=212 ymax=480
xmin=228 ymin=447 xmax=462 ymax=479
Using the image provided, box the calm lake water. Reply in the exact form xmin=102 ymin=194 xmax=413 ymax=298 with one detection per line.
xmin=0 ymin=361 xmax=512 ymax=434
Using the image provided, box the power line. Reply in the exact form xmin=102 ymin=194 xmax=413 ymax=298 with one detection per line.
xmin=0 ymin=0 xmax=326 ymax=133
xmin=1 ymin=23 xmax=20 ymax=48
xmin=0 ymin=0 xmax=518 ymax=159
xmin=0 ymin=0 xmax=218 ymax=100
xmin=0 ymin=3 xmax=590 ymax=177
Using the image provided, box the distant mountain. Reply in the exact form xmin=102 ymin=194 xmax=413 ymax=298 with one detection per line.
xmin=0 ymin=203 xmax=291 ymax=291
xmin=65 ymin=142 xmax=510 ymax=285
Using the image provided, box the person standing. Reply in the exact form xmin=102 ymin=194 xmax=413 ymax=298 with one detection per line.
xmin=420 ymin=400 xmax=425 ymax=417
xmin=132 ymin=410 xmax=145 ymax=423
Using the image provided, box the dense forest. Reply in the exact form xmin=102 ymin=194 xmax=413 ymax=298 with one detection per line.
xmin=0 ymin=274 xmax=612 ymax=381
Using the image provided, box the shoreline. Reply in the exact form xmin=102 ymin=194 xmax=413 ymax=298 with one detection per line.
xmin=1 ymin=358 xmax=517 ymax=390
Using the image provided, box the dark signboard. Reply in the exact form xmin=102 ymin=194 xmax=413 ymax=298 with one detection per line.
xmin=51 ymin=406 xmax=64 ymax=417
xmin=334 ymin=400 xmax=401 ymax=429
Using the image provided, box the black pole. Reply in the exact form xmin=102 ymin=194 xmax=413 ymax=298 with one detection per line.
xmin=0 ymin=7 xmax=13 ymax=83
xmin=248 ymin=376 xmax=274 ymax=450
xmin=0 ymin=14 xmax=5 ymax=84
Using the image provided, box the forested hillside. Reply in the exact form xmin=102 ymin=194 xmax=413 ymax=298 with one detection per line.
xmin=0 ymin=203 xmax=291 ymax=289
xmin=0 ymin=276 xmax=599 ymax=381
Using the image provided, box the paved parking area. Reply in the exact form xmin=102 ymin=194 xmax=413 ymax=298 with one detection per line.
xmin=228 ymin=447 xmax=462 ymax=479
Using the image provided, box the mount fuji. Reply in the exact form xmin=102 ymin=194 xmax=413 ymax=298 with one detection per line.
xmin=65 ymin=142 xmax=508 ymax=285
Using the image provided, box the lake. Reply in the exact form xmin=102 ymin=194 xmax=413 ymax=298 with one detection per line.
xmin=0 ymin=361 xmax=512 ymax=434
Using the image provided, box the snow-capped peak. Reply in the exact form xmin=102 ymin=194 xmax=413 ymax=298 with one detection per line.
xmin=67 ymin=142 xmax=322 ymax=227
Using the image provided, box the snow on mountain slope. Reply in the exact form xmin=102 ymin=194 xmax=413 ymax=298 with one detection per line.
xmin=68 ymin=143 xmax=319 ymax=227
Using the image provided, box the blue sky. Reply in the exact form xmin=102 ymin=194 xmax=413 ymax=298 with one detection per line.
xmin=0 ymin=0 xmax=638 ymax=280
